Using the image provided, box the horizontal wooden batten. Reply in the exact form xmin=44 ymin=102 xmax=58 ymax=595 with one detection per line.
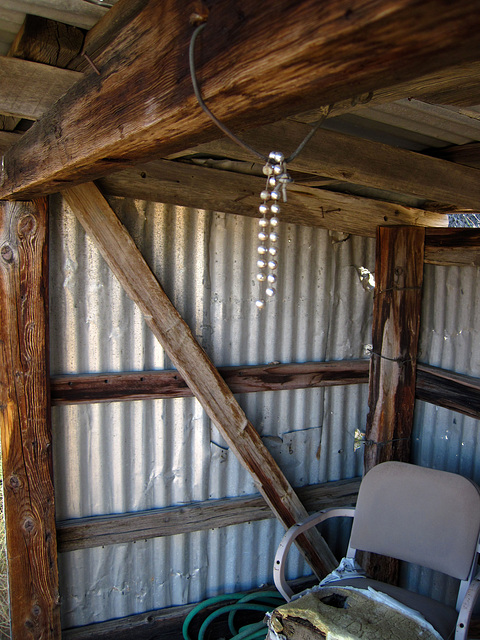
xmin=4 ymin=0 xmax=480 ymax=198
xmin=51 ymin=360 xmax=480 ymax=421
xmin=57 ymin=477 xmax=361 ymax=552
xmin=51 ymin=360 xmax=370 ymax=405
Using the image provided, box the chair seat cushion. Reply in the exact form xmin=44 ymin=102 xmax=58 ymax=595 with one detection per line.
xmin=332 ymin=577 xmax=458 ymax=640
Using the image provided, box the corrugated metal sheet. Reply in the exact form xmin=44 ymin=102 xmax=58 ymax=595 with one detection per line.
xmin=50 ymin=195 xmax=372 ymax=628
xmin=402 ymin=263 xmax=480 ymax=606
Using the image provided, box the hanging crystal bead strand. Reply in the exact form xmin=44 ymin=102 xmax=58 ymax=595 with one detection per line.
xmin=255 ymin=151 xmax=291 ymax=309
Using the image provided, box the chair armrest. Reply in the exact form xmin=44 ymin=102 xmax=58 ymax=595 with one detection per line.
xmin=456 ymin=570 xmax=480 ymax=640
xmin=273 ymin=507 xmax=355 ymax=601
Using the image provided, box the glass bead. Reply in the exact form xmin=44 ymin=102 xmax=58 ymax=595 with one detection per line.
xmin=258 ymin=246 xmax=267 ymax=255
xmin=267 ymin=274 xmax=276 ymax=283
xmin=268 ymin=176 xmax=277 ymax=188
xmin=273 ymin=164 xmax=283 ymax=175
xmin=259 ymin=218 xmax=269 ymax=227
xmin=270 ymin=204 xmax=280 ymax=215
xmin=269 ymin=232 xmax=279 ymax=242
xmin=259 ymin=203 xmax=268 ymax=215
xmin=262 ymin=164 xmax=273 ymax=176
xmin=270 ymin=190 xmax=280 ymax=200
xmin=256 ymin=299 xmax=265 ymax=309
xmin=257 ymin=259 xmax=267 ymax=268
xmin=268 ymin=260 xmax=277 ymax=270
xmin=266 ymin=287 xmax=276 ymax=297
xmin=270 ymin=217 xmax=279 ymax=226
xmin=257 ymin=273 xmax=266 ymax=282
xmin=268 ymin=247 xmax=277 ymax=256
xmin=260 ymin=190 xmax=270 ymax=201
xmin=258 ymin=231 xmax=268 ymax=241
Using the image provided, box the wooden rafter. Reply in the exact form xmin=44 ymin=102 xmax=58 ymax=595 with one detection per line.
xmin=3 ymin=0 xmax=480 ymax=198
xmin=97 ymin=158 xmax=448 ymax=238
xmin=177 ymin=122 xmax=480 ymax=212
xmin=63 ymin=181 xmax=337 ymax=578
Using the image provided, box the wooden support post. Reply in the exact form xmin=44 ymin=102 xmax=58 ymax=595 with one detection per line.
xmin=63 ymin=182 xmax=336 ymax=579
xmin=0 ymin=199 xmax=61 ymax=638
xmin=363 ymin=226 xmax=425 ymax=582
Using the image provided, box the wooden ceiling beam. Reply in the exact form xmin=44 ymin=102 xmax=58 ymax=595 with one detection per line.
xmin=178 ymin=122 xmax=480 ymax=211
xmin=3 ymin=0 xmax=480 ymax=199
xmin=97 ymin=158 xmax=448 ymax=238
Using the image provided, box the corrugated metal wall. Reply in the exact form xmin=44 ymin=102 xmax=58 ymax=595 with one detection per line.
xmin=50 ymin=194 xmax=480 ymax=628
xmin=50 ymin=195 xmax=371 ymax=628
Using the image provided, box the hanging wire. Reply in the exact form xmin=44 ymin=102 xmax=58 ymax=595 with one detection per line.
xmin=189 ymin=22 xmax=332 ymax=164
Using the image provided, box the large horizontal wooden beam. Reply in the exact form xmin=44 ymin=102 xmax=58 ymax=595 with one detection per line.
xmin=57 ymin=477 xmax=361 ymax=552
xmin=97 ymin=159 xmax=448 ymax=238
xmin=3 ymin=0 xmax=480 ymax=199
xmin=177 ymin=122 xmax=480 ymax=212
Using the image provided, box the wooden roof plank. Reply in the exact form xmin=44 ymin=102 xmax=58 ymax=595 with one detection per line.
xmin=180 ymin=122 xmax=480 ymax=212
xmin=0 ymin=56 xmax=79 ymax=120
xmin=63 ymin=181 xmax=337 ymax=578
xmin=3 ymin=0 xmax=480 ymax=198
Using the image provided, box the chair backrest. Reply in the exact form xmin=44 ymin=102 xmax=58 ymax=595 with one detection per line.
xmin=349 ymin=462 xmax=480 ymax=580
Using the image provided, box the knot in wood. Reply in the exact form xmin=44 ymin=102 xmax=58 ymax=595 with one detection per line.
xmin=23 ymin=518 xmax=35 ymax=533
xmin=32 ymin=604 xmax=41 ymax=617
xmin=1 ymin=244 xmax=13 ymax=263
xmin=18 ymin=214 xmax=36 ymax=237
xmin=9 ymin=475 xmax=20 ymax=489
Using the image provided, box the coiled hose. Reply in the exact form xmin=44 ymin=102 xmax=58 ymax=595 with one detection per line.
xmin=182 ymin=590 xmax=285 ymax=640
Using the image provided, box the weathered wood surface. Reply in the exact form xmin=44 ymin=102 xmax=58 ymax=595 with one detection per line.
xmin=98 ymin=159 xmax=448 ymax=238
xmin=0 ymin=0 xmax=107 ymax=30
xmin=294 ymin=60 xmax=480 ymax=123
xmin=4 ymin=0 xmax=480 ymax=198
xmin=0 ymin=56 xmax=79 ymax=120
xmin=176 ymin=121 xmax=480 ymax=211
xmin=416 ymin=364 xmax=480 ymax=420
xmin=50 ymin=360 xmax=480 ymax=420
xmin=364 ymin=226 xmax=425 ymax=470
xmin=435 ymin=141 xmax=480 ymax=168
xmin=0 ymin=199 xmax=61 ymax=637
xmin=9 ymin=14 xmax=85 ymax=68
xmin=363 ymin=226 xmax=424 ymax=584
xmin=50 ymin=360 xmax=370 ymax=405
xmin=57 ymin=477 xmax=361 ymax=552
xmin=424 ymin=228 xmax=480 ymax=266
xmin=63 ymin=181 xmax=336 ymax=577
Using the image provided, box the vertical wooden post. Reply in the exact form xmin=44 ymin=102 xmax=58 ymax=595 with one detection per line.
xmin=363 ymin=225 xmax=425 ymax=582
xmin=0 ymin=199 xmax=60 ymax=638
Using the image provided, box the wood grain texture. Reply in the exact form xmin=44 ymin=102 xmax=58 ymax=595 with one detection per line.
xmin=97 ymin=159 xmax=448 ymax=238
xmin=50 ymin=360 xmax=370 ymax=405
xmin=4 ymin=0 xmax=480 ymax=198
xmin=416 ymin=364 xmax=480 ymax=420
xmin=57 ymin=477 xmax=361 ymax=552
xmin=365 ymin=226 xmax=425 ymax=470
xmin=0 ymin=199 xmax=61 ymax=637
xmin=0 ymin=56 xmax=79 ymax=120
xmin=363 ymin=226 xmax=424 ymax=585
xmin=177 ymin=122 xmax=480 ymax=211
xmin=63 ymin=181 xmax=336 ymax=578
xmin=8 ymin=14 xmax=85 ymax=68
